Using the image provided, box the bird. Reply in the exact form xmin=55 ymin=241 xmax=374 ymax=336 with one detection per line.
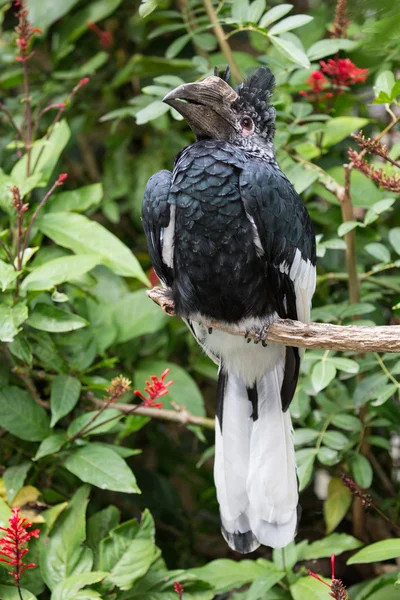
xmin=142 ymin=66 xmax=316 ymax=553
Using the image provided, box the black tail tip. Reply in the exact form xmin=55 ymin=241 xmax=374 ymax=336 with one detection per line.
xmin=221 ymin=524 xmax=260 ymax=554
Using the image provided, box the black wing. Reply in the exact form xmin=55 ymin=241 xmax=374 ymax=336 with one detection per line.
xmin=142 ymin=170 xmax=174 ymax=287
xmin=240 ymin=160 xmax=316 ymax=410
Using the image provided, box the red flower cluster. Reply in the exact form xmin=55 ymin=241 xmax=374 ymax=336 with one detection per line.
xmin=300 ymin=58 xmax=368 ymax=103
xmin=134 ymin=368 xmax=174 ymax=409
xmin=87 ymin=22 xmax=113 ymax=49
xmin=174 ymin=581 xmax=184 ymax=598
xmin=14 ymin=2 xmax=42 ymax=62
xmin=56 ymin=173 xmax=68 ymax=186
xmin=299 ymin=71 xmax=333 ymax=102
xmin=0 ymin=508 xmax=40 ymax=585
xmin=309 ymin=554 xmax=349 ymax=600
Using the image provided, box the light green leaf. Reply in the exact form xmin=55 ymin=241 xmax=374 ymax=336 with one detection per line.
xmin=51 ymin=571 xmax=108 ymax=600
xmin=323 ymin=431 xmax=349 ymax=450
xmin=246 ymin=570 xmax=286 ymax=600
xmin=248 ymin=0 xmax=266 ymax=24
xmin=8 ymin=334 xmax=32 ymax=364
xmin=136 ymin=100 xmax=170 ymax=124
xmin=0 ymin=386 xmax=51 ymax=441
xmin=318 ymin=447 xmax=339 ymax=465
xmin=338 ymin=221 xmax=360 ymax=236
xmin=11 ymin=121 xmax=70 ymax=186
xmin=327 ymin=357 xmax=359 ymax=374
xmin=331 ymin=414 xmax=361 ymax=432
xmin=324 ymin=477 xmax=352 ymax=533
xmin=0 ymin=586 xmax=38 ymax=600
xmin=307 ymin=38 xmax=357 ymax=60
xmin=294 ymin=428 xmax=319 ymax=446
xmin=374 ymin=71 xmax=396 ymax=98
xmin=259 ymin=4 xmax=293 ymax=28
xmin=22 ymin=255 xmax=100 ymax=291
xmin=321 ymin=117 xmax=369 ymax=148
xmin=166 ymin=34 xmax=191 ymax=59
xmin=311 ymin=360 xmax=336 ymax=393
xmin=108 ymin=538 xmax=155 ymax=590
xmin=189 ymin=559 xmax=274 ymax=594
xmin=67 ymin=408 xmax=122 ymax=438
xmin=297 ymin=450 xmax=316 ymax=491
xmin=348 ymin=539 xmax=400 ymax=565
xmin=27 ymin=0 xmax=81 ymax=33
xmin=27 ymin=304 xmax=88 ymax=333
xmin=269 ymin=35 xmax=310 ymax=68
xmin=299 ymin=533 xmax=362 ymax=560
xmin=49 ymin=184 xmax=103 ymax=213
xmin=269 ymin=14 xmax=313 ymax=34
xmin=365 ymin=242 xmax=391 ymax=263
xmin=38 ymin=212 xmax=149 ymax=284
xmin=0 ymin=304 xmax=28 ymax=342
xmin=364 ymin=199 xmax=395 ymax=225
xmin=291 ymin=576 xmax=332 ymax=600
xmin=3 ymin=462 xmax=31 ymax=503
xmin=139 ymin=0 xmax=158 ymax=18
xmin=64 ymin=443 xmax=140 ymax=493
xmin=389 ymin=228 xmax=400 ymax=255
xmin=113 ymin=290 xmax=167 ymax=343
xmin=0 ymin=259 xmax=19 ymax=291
xmin=34 ymin=433 xmax=67 ymax=460
xmin=40 ymin=485 xmax=92 ymax=590
xmin=349 ymin=454 xmax=373 ymax=488
xmin=50 ymin=375 xmax=81 ymax=427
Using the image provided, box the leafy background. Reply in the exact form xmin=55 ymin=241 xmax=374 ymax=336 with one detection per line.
xmin=0 ymin=0 xmax=399 ymax=598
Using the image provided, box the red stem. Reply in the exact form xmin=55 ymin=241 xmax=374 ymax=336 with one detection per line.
xmin=22 ymin=59 xmax=32 ymax=177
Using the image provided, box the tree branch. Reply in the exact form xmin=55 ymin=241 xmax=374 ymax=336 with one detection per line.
xmin=147 ymin=287 xmax=400 ymax=353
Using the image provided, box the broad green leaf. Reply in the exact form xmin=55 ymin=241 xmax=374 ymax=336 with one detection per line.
xmin=324 ymin=477 xmax=352 ymax=533
xmin=64 ymin=443 xmax=140 ymax=493
xmin=348 ymin=539 xmax=400 ymax=565
xmin=364 ymin=199 xmax=395 ymax=225
xmin=34 ymin=433 xmax=67 ymax=460
xmin=231 ymin=0 xmax=250 ymax=23
xmin=189 ymin=559 xmax=273 ymax=594
xmin=38 ymin=212 xmax=149 ymax=284
xmin=3 ymin=462 xmax=31 ymax=503
xmin=40 ymin=485 xmax=92 ymax=590
xmin=113 ymin=290 xmax=167 ymax=343
xmin=297 ymin=449 xmax=315 ymax=491
xmin=327 ymin=357 xmax=359 ymax=374
xmin=248 ymin=0 xmax=266 ymax=24
xmin=9 ymin=335 xmax=32 ymax=364
xmin=27 ymin=304 xmax=88 ymax=333
xmin=22 ymin=255 xmax=100 ymax=291
xmin=0 ymin=497 xmax=12 ymax=528
xmin=135 ymin=360 xmax=205 ymax=416
xmin=51 ymin=571 xmax=108 ymax=600
xmin=0 ymin=586 xmax=38 ymax=600
xmin=365 ymin=242 xmax=391 ymax=263
xmin=374 ymin=71 xmax=396 ymax=98
xmin=311 ymin=360 xmax=336 ymax=393
xmin=67 ymin=408 xmax=122 ymax=438
xmin=48 ymin=184 xmax=103 ymax=213
xmin=320 ymin=117 xmax=369 ymax=148
xmin=294 ymin=428 xmax=319 ymax=446
xmin=291 ymin=576 xmax=332 ymax=600
xmin=27 ymin=0 xmax=80 ymax=32
xmin=108 ymin=537 xmax=155 ymax=589
xmin=331 ymin=414 xmax=361 ymax=432
xmin=269 ymin=14 xmax=313 ymax=34
xmin=136 ymin=100 xmax=170 ymax=125
xmin=139 ymin=0 xmax=158 ymax=18
xmin=323 ymin=431 xmax=349 ymax=450
xmin=318 ymin=446 xmax=339 ymax=466
xmin=307 ymin=38 xmax=357 ymax=60
xmin=165 ymin=34 xmax=191 ymax=59
xmin=0 ymin=304 xmax=28 ymax=342
xmin=269 ymin=35 xmax=310 ymax=68
xmin=389 ymin=228 xmax=400 ymax=255
xmin=246 ymin=570 xmax=286 ymax=600
xmin=259 ymin=4 xmax=292 ymax=28
xmin=87 ymin=506 xmax=120 ymax=553
xmin=12 ymin=121 xmax=70 ymax=186
xmin=0 ymin=386 xmax=51 ymax=441
xmin=299 ymin=533 xmax=362 ymax=560
xmin=349 ymin=454 xmax=373 ymax=488
xmin=338 ymin=221 xmax=360 ymax=236
xmin=192 ymin=33 xmax=217 ymax=52
xmin=50 ymin=375 xmax=81 ymax=426
xmin=0 ymin=259 xmax=19 ymax=291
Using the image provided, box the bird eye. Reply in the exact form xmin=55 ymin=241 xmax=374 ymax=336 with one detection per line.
xmin=240 ymin=116 xmax=254 ymax=134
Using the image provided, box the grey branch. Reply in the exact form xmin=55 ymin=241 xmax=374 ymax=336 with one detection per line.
xmin=147 ymin=287 xmax=400 ymax=353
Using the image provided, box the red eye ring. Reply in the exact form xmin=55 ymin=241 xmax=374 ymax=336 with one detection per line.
xmin=241 ymin=116 xmax=254 ymax=130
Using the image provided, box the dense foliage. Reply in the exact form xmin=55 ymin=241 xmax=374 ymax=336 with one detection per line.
xmin=0 ymin=0 xmax=399 ymax=598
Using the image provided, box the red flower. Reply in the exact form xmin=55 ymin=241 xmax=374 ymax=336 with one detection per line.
xmin=299 ymin=71 xmax=333 ymax=102
xmin=134 ymin=368 xmax=174 ymax=409
xmin=87 ymin=22 xmax=113 ymax=49
xmin=320 ymin=58 xmax=368 ymax=87
xmin=0 ymin=508 xmax=40 ymax=585
xmin=174 ymin=581 xmax=184 ymax=598
xmin=56 ymin=173 xmax=68 ymax=186
xmin=309 ymin=554 xmax=349 ymax=600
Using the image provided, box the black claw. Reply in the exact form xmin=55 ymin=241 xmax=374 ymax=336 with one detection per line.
xmin=208 ymin=327 xmax=213 ymax=334
xmin=262 ymin=340 xmax=268 ymax=347
xmin=247 ymin=337 xmax=251 ymax=343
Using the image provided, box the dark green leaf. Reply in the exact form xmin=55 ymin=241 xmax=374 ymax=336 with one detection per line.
xmin=51 ymin=571 xmax=108 ymax=600
xmin=50 ymin=375 xmax=81 ymax=427
xmin=27 ymin=304 xmax=88 ymax=333
xmin=350 ymin=454 xmax=373 ymax=488
xmin=3 ymin=462 xmax=31 ymax=503
xmin=48 ymin=184 xmax=103 ymax=214
xmin=0 ymin=386 xmax=51 ymax=441
xmin=67 ymin=409 xmax=122 ymax=438
xmin=34 ymin=433 xmax=67 ymax=460
xmin=348 ymin=539 xmax=400 ymax=565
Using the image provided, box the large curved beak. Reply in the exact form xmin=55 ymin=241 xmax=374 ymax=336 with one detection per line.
xmin=163 ymin=76 xmax=238 ymax=140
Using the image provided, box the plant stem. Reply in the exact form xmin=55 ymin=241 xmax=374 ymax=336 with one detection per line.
xmin=22 ymin=59 xmax=32 ymax=177
xmin=202 ymin=0 xmax=242 ymax=83
xmin=0 ymin=240 xmax=17 ymax=268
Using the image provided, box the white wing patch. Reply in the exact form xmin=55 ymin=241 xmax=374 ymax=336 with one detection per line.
xmin=161 ymin=204 xmax=176 ymax=269
xmin=289 ymin=248 xmax=316 ymax=324
xmin=245 ymin=212 xmax=264 ymax=257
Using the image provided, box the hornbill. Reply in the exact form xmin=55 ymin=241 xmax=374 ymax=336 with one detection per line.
xmin=142 ymin=67 xmax=316 ymax=553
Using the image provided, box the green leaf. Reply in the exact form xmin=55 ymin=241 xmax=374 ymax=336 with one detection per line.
xmin=67 ymin=409 xmax=122 ymax=438
xmin=50 ymin=375 xmax=81 ymax=427
xmin=389 ymin=228 xmax=400 ymax=255
xmin=40 ymin=485 xmax=92 ymax=590
xmin=248 ymin=0 xmax=266 ymax=24
xmin=22 ymin=255 xmax=100 ymax=292
xmin=0 ymin=586 xmax=38 ymax=600
xmin=139 ymin=0 xmax=158 ymax=18
xmin=136 ymin=100 xmax=170 ymax=124
xmin=299 ymin=533 xmax=362 ymax=560
xmin=291 ymin=576 xmax=332 ymax=600
xmin=364 ymin=199 xmax=395 ymax=225
xmin=8 ymin=335 xmax=33 ymax=364
xmin=348 ymin=539 xmax=400 ymax=565
xmin=113 ymin=290 xmax=167 ymax=343
xmin=324 ymin=477 xmax=352 ymax=533
xmin=27 ymin=0 xmax=81 ymax=33
xmin=320 ymin=117 xmax=369 ymax=148
xmin=51 ymin=572 xmax=108 ymax=600
xmin=64 ymin=443 xmax=140 ymax=493
xmin=0 ymin=304 xmax=28 ymax=342
xmin=269 ymin=14 xmax=313 ymax=34
xmin=34 ymin=433 xmax=67 ymax=460
xmin=165 ymin=34 xmax=191 ymax=59
xmin=11 ymin=121 xmax=71 ymax=186
xmin=269 ymin=35 xmax=310 ymax=68
xmin=38 ymin=212 xmax=149 ymax=285
xmin=323 ymin=431 xmax=349 ymax=450
xmin=48 ymin=184 xmax=103 ymax=213
xmin=338 ymin=221 xmax=360 ymax=236
xmin=189 ymin=559 xmax=274 ymax=594
xmin=311 ymin=360 xmax=336 ymax=393
xmin=0 ymin=259 xmax=19 ymax=291
xmin=374 ymin=71 xmax=396 ymax=98
xmin=27 ymin=304 xmax=88 ymax=333
xmin=0 ymin=386 xmax=51 ymax=441
xmin=349 ymin=454 xmax=373 ymax=488
xmin=87 ymin=506 xmax=120 ymax=553
xmin=246 ymin=570 xmax=286 ymax=600
xmin=108 ymin=537 xmax=155 ymax=590
xmin=294 ymin=428 xmax=319 ymax=446
xmin=331 ymin=414 xmax=361 ymax=432
xmin=365 ymin=242 xmax=391 ymax=263
xmin=3 ymin=462 xmax=31 ymax=503
xmin=259 ymin=4 xmax=293 ymax=28
xmin=328 ymin=357 xmax=359 ymax=374
xmin=296 ymin=448 xmax=316 ymax=491
xmin=307 ymin=38 xmax=357 ymax=60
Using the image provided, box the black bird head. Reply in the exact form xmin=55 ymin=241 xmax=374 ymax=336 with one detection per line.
xmin=163 ymin=66 xmax=276 ymax=157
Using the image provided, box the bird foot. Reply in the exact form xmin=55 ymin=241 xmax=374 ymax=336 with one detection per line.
xmin=244 ymin=323 xmax=270 ymax=346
